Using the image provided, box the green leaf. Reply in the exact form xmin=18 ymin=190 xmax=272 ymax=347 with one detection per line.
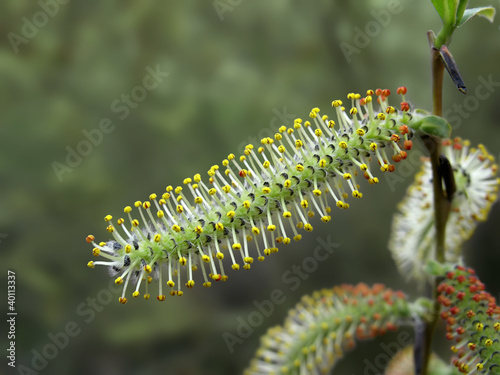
xmin=431 ymin=0 xmax=459 ymax=25
xmin=410 ymin=115 xmax=452 ymax=138
xmin=457 ymin=6 xmax=496 ymax=27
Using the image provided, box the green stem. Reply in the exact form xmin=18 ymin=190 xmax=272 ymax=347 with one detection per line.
xmin=419 ymin=32 xmax=452 ymax=375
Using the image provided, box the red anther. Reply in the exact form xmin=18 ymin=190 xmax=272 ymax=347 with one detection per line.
xmin=392 ymin=154 xmax=401 ymax=163
xmin=388 ymin=164 xmax=395 ymax=172
xmin=399 ymin=150 xmax=407 ymax=159
xmin=398 ymin=125 xmax=409 ymax=135
xmin=453 ymin=143 xmax=463 ymax=150
xmin=456 ymin=291 xmax=465 ymax=300
xmin=442 ymin=139 xmax=452 ymax=146
xmin=441 ymin=311 xmax=450 ymax=319
xmin=404 ymin=140 xmax=413 ymax=150
xmin=400 ymin=102 xmax=410 ymax=112
xmin=466 ymin=310 xmax=475 ymax=319
xmin=391 ymin=134 xmax=400 ymax=142
xmin=239 ymin=170 xmax=247 ymax=178
xmin=213 ymin=274 xmax=222 ymax=281
xmin=397 ymin=86 xmax=407 ymax=95
xmin=468 ymin=343 xmax=476 ymax=351
xmin=468 ymin=276 xmax=477 ymax=284
xmin=445 ymin=285 xmax=455 ymax=294
xmin=467 ymin=268 xmax=475 ymax=275
xmin=450 ymin=306 xmax=460 ymax=315
xmin=386 ymin=322 xmax=398 ymax=331
xmin=363 ymin=171 xmax=370 ymax=179
xmin=456 ymin=326 xmax=465 ymax=335
xmin=359 ymin=98 xmax=366 ymax=106
xmin=469 ymin=284 xmax=478 ymax=293
xmin=456 ymin=265 xmax=465 ymax=271
xmin=446 ymin=271 xmax=455 ymax=280
xmin=456 ymin=275 xmax=466 ymax=283
xmin=382 ymin=89 xmax=391 ymax=97
xmin=472 ymin=293 xmax=481 ymax=302
xmin=86 ymin=235 xmax=95 ymax=243
xmin=375 ymin=88 xmax=383 ymax=96
xmin=446 ymin=332 xmax=454 ymax=340
xmin=447 ymin=317 xmax=456 ymax=325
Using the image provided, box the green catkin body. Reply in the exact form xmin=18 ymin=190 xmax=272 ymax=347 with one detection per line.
xmin=86 ymin=88 xmax=423 ymax=303
xmin=245 ymin=284 xmax=413 ymax=375
xmin=438 ymin=265 xmax=500 ymax=374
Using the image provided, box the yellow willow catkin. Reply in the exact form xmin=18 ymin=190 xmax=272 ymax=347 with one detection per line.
xmin=86 ymin=88 xmax=422 ymax=303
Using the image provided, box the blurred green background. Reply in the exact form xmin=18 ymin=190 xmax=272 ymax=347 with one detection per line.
xmin=1 ymin=0 xmax=499 ymax=374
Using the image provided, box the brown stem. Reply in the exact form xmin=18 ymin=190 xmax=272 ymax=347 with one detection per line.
xmin=418 ymin=33 xmax=452 ymax=375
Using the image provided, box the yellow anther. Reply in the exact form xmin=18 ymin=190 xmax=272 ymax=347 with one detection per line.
xmin=386 ymin=106 xmax=396 ymax=114
xmin=321 ymin=216 xmax=331 ymax=223
xmin=227 ymin=211 xmax=236 ymax=218
xmin=356 ymin=129 xmax=365 ymax=136
xmin=104 ymin=215 xmax=112 ymax=222
xmin=87 ymin=261 xmax=94 ymax=268
xmin=179 ymin=257 xmax=187 ymax=266
xmin=278 ymin=145 xmax=286 ymax=153
xmin=307 ymin=211 xmax=315 ymax=218
xmin=304 ymin=224 xmax=313 ymax=232
xmin=144 ymin=265 xmax=152 ymax=273
xmin=339 ymin=141 xmax=348 ymax=149
xmin=284 ymin=179 xmax=292 ymax=188
xmin=157 ymin=210 xmax=164 ymax=219
xmin=295 ymin=139 xmax=303 ymax=148
xmin=352 ymin=190 xmax=363 ymax=198
xmin=227 ymin=153 xmax=235 ymax=160
xmin=222 ymin=159 xmax=229 ymax=166
xmin=309 ymin=111 xmax=317 ymax=118
xmin=216 ymin=252 xmax=224 ymax=260
xmin=215 ymin=222 xmax=224 ymax=231
xmin=154 ymin=234 xmax=161 ymax=242
xmin=167 ymin=280 xmax=175 ymax=287
xmin=176 ymin=205 xmax=183 ymax=213
xmin=172 ymin=225 xmax=181 ymax=232
xmin=194 ymin=174 xmax=201 ymax=182
xmin=132 ymin=219 xmax=139 ymax=227
xmin=195 ymin=226 xmax=203 ymax=234
xmin=360 ymin=164 xmax=368 ymax=171
xmin=328 ymin=120 xmax=335 ymax=128
xmin=125 ymin=244 xmax=131 ymax=253
xmin=118 ymin=297 xmax=127 ymax=304
xmin=332 ymin=100 xmax=343 ymax=107
xmin=106 ymin=225 xmax=114 ymax=233
xmin=343 ymin=173 xmax=352 ymax=180
xmin=222 ymin=185 xmax=231 ymax=193
xmin=208 ymin=188 xmax=217 ymax=195
xmin=283 ymin=211 xmax=292 ymax=218
xmin=134 ymin=201 xmax=142 ymax=207
xmin=117 ymin=218 xmax=124 ymax=225
xmin=267 ymin=225 xmax=276 ymax=232
xmin=232 ymin=264 xmax=240 ymax=270
xmin=350 ymin=108 xmax=357 ymax=115
xmin=183 ymin=178 xmax=192 ymax=185
xmin=377 ymin=113 xmax=386 ymax=120
xmin=314 ymin=129 xmax=323 ymax=137
xmin=296 ymin=164 xmax=304 ymax=172
xmin=380 ymin=164 xmax=389 ymax=172
xmin=262 ymin=187 xmax=271 ymax=194
xmin=263 ymin=160 xmax=270 ymax=169
xmin=166 ymin=186 xmax=173 ymax=192
xmin=336 ymin=201 xmax=345 ymax=209
xmin=301 ymin=200 xmax=308 ymax=208
xmin=124 ymin=206 xmax=132 ymax=213
xmin=313 ymin=189 xmax=321 ymax=196
xmin=174 ymin=186 xmax=182 ymax=194
xmin=321 ymin=115 xmax=328 ymax=121
xmin=115 ymin=277 xmax=124 ymax=285
xmin=133 ymin=291 xmax=140 ymax=298
xmin=369 ymin=142 xmax=377 ymax=151
xmin=143 ymin=201 xmax=151 ymax=209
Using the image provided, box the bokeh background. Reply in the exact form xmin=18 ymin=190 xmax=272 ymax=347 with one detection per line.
xmin=1 ymin=0 xmax=499 ymax=374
